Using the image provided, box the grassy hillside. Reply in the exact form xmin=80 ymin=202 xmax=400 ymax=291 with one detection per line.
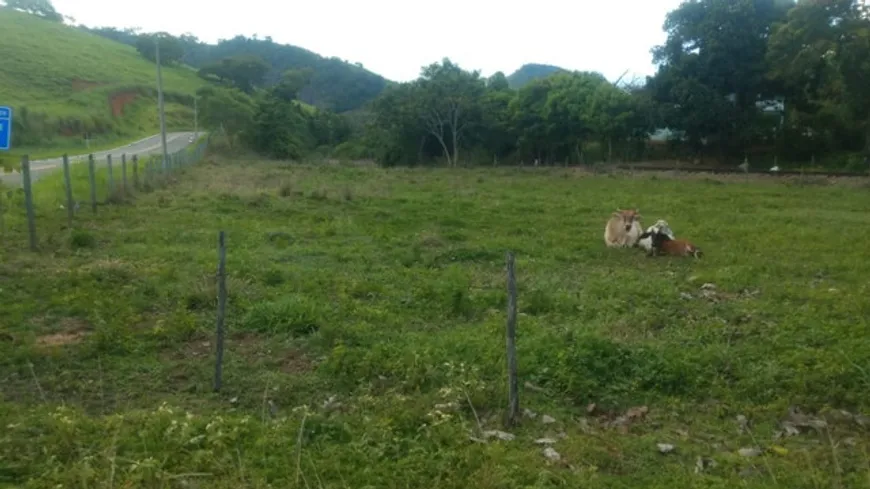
xmin=0 ymin=7 xmax=208 ymax=159
xmin=82 ymin=28 xmax=391 ymax=113
xmin=2 ymin=158 xmax=870 ymax=487
xmin=507 ymin=63 xmax=567 ymax=89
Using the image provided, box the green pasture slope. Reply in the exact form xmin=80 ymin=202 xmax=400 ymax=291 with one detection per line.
xmin=0 ymin=7 xmax=206 ymax=161
xmin=1 ymin=160 xmax=870 ymax=488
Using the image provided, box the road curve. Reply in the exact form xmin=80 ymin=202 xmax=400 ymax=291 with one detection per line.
xmin=1 ymin=131 xmax=200 ymax=186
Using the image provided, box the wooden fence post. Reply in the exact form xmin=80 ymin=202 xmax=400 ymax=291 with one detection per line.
xmin=121 ymin=154 xmax=128 ymax=194
xmin=88 ymin=154 xmax=97 ymax=213
xmin=107 ymin=154 xmax=114 ymax=198
xmin=62 ymin=154 xmax=74 ymax=227
xmin=214 ymin=230 xmax=228 ymax=392
xmin=132 ymin=155 xmax=139 ymax=189
xmin=21 ymin=155 xmax=37 ymax=251
xmin=505 ymin=251 xmax=519 ymax=426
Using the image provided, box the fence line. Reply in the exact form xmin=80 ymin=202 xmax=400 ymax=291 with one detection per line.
xmin=0 ymin=135 xmax=210 ymax=251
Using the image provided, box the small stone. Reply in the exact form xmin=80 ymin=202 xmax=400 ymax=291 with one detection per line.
xmin=680 ymin=292 xmax=694 ymax=300
xmin=229 ymin=397 xmax=238 ymax=404
xmin=541 ymin=415 xmax=556 ymax=424
xmin=736 ymin=414 xmax=749 ymax=434
xmin=482 ymin=430 xmax=515 ymax=441
xmin=780 ymin=422 xmax=800 ymax=437
xmin=534 ymin=438 xmax=557 ymax=445
xmin=523 ymin=408 xmax=538 ymax=419
xmin=657 ymin=443 xmax=676 ymax=454
xmin=738 ymin=447 xmax=762 ymax=457
xmin=542 ymin=447 xmax=561 ymax=462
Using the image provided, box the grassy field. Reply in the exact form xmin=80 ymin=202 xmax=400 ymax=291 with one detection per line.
xmin=0 ymin=8 xmax=207 ymax=159
xmin=2 ymin=157 xmax=870 ymax=488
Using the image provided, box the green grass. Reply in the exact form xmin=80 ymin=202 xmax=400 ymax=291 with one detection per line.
xmin=2 ymin=159 xmax=870 ymax=488
xmin=0 ymin=8 xmax=208 ymax=158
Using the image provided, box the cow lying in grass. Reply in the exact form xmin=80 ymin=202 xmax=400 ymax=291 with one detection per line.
xmin=604 ymin=209 xmax=643 ymax=248
xmin=638 ymin=221 xmax=703 ymax=258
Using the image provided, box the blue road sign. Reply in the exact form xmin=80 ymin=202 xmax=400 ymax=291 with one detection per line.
xmin=0 ymin=106 xmax=11 ymax=151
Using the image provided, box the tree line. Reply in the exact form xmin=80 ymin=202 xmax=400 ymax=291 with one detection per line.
xmin=23 ymin=0 xmax=866 ymax=169
xmin=342 ymin=0 xmax=869 ymax=169
xmin=141 ymin=0 xmax=870 ymax=169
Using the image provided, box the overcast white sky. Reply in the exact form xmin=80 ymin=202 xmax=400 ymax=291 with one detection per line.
xmin=52 ymin=0 xmax=684 ymax=82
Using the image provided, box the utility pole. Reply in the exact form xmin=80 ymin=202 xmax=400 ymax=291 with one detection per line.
xmin=155 ymin=35 xmax=169 ymax=171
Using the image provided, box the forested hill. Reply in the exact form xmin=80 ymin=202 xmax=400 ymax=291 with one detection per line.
xmin=506 ymin=63 xmax=567 ymax=89
xmin=81 ymin=28 xmax=390 ymax=113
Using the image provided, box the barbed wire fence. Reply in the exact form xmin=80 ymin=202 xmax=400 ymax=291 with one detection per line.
xmin=0 ymin=134 xmax=211 ymax=252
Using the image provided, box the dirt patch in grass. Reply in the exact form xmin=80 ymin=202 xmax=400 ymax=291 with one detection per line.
xmin=108 ymin=90 xmax=138 ymax=117
xmin=161 ymin=333 xmax=316 ymax=374
xmin=34 ymin=317 xmax=91 ymax=347
xmin=277 ymin=348 xmax=315 ymax=374
xmin=71 ymin=78 xmax=105 ymax=91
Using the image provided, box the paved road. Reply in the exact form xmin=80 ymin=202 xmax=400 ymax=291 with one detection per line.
xmin=0 ymin=131 xmax=200 ymax=186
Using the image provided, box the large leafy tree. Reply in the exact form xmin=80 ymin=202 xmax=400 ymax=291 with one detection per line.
xmin=414 ymin=59 xmax=487 ymax=166
xmin=195 ymin=86 xmax=256 ymax=148
xmin=649 ymin=0 xmax=792 ymax=159
xmin=767 ymin=0 xmax=870 ymax=155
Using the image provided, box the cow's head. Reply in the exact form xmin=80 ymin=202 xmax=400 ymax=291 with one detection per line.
xmin=613 ymin=208 xmax=642 ymax=232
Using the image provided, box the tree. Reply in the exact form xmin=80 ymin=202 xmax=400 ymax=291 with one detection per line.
xmin=195 ymin=86 xmax=256 ymax=148
xmin=273 ymin=68 xmax=314 ymax=102
xmin=414 ymin=58 xmax=486 ymax=166
xmin=487 ymin=71 xmax=511 ymax=91
xmin=589 ymin=83 xmax=642 ymax=162
xmin=2 ymin=0 xmax=62 ymax=21
xmin=649 ymin=0 xmax=792 ymax=160
xmin=368 ymin=83 xmax=430 ymax=165
xmin=135 ymin=33 xmax=185 ymax=65
xmin=249 ymin=96 xmax=314 ymax=159
xmin=767 ymin=0 xmax=870 ymax=155
xmin=198 ymin=55 xmax=270 ymax=94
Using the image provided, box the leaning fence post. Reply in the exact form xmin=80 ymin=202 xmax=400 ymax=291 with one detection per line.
xmin=88 ymin=154 xmax=97 ymax=213
xmin=62 ymin=154 xmax=74 ymax=227
xmin=505 ymin=251 xmax=519 ymax=426
xmin=121 ymin=154 xmax=128 ymax=194
xmin=21 ymin=156 xmax=37 ymax=251
xmin=214 ymin=230 xmax=228 ymax=392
